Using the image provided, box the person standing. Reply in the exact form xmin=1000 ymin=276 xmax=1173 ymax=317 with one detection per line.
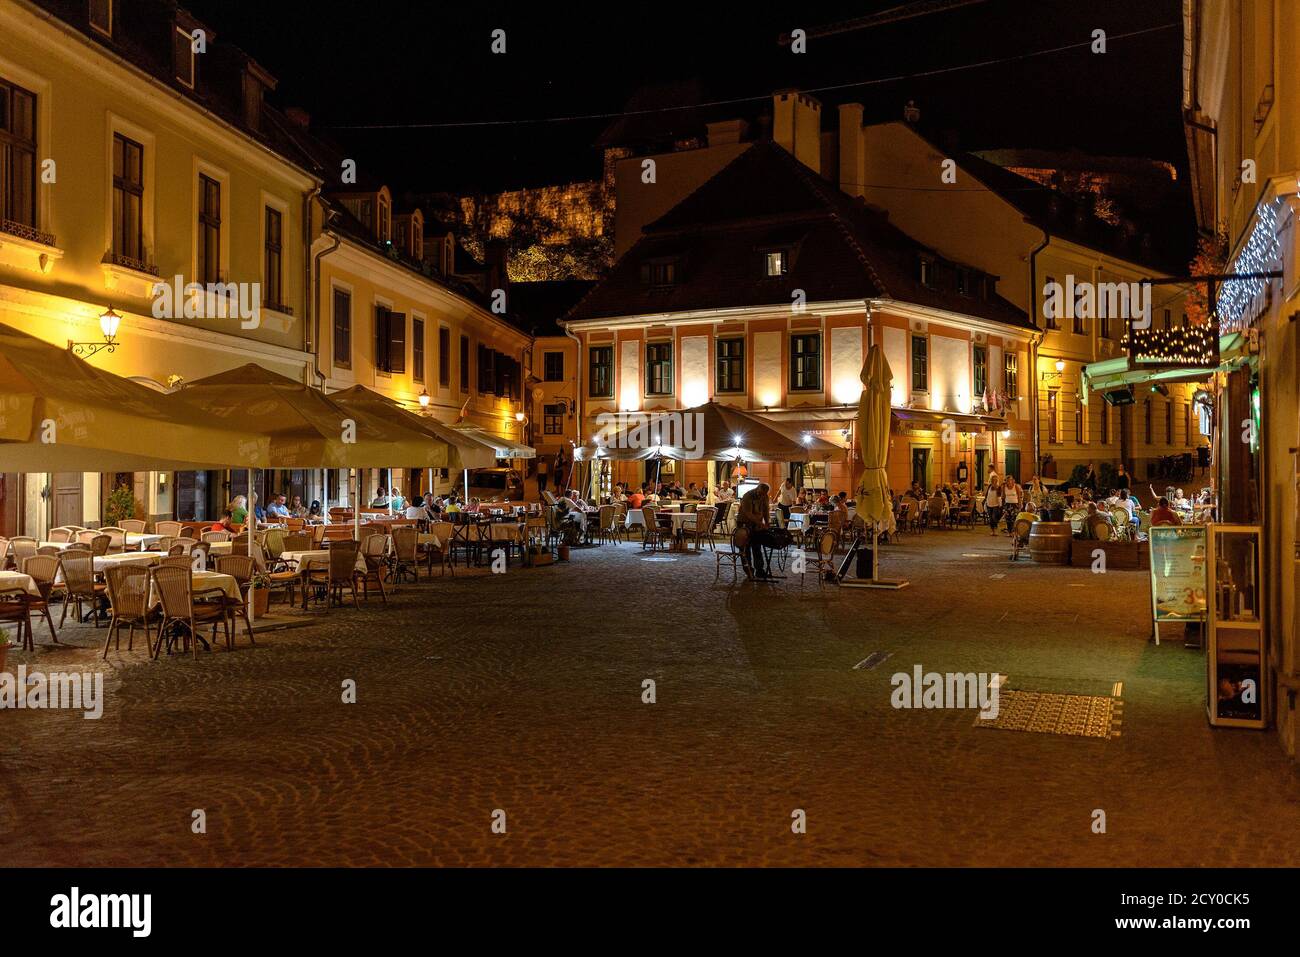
xmin=1002 ymin=477 xmax=1021 ymax=533
xmin=536 ymin=457 xmax=550 ymax=497
xmin=984 ymin=476 xmax=1003 ymax=536
xmin=777 ymin=478 xmax=797 ymax=525
xmin=736 ymin=482 xmax=775 ymax=580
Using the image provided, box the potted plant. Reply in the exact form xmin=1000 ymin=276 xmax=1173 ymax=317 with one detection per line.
xmin=1044 ymin=491 xmax=1068 ymax=522
xmin=250 ymin=572 xmax=272 ymax=619
xmin=104 ymin=484 xmax=136 ymax=527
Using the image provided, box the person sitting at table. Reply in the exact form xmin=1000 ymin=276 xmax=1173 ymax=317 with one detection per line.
xmin=210 ymin=510 xmax=236 ymax=534
xmin=404 ymin=496 xmax=427 ymax=520
xmin=289 ymin=495 xmax=309 ymax=519
xmin=1172 ymin=488 xmax=1191 ymax=509
xmin=559 ymin=491 xmax=589 ymax=531
xmin=230 ymin=495 xmax=249 ymax=526
xmin=267 ymin=494 xmax=291 ymax=519
xmin=626 ymin=486 xmax=645 ymax=510
xmin=370 ymin=486 xmax=390 ymax=508
xmin=833 ymin=492 xmax=850 ymax=520
xmin=307 ymin=500 xmax=324 ymax=522
xmin=715 ymin=481 xmax=735 ymax=503
xmin=251 ymin=493 xmax=267 ymax=523
xmin=1150 ymin=497 xmax=1182 ymax=527
xmin=445 ymin=496 xmax=463 ymax=515
xmin=389 ymin=486 xmax=406 ymax=512
xmin=1081 ymin=502 xmax=1113 ymax=540
xmin=685 ymin=482 xmax=703 ymax=501
xmin=815 ymin=490 xmax=832 ymax=509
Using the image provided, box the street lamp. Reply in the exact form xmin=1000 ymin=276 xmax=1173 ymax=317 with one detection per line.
xmin=68 ymin=306 xmax=123 ymax=359
xmin=418 ymin=388 xmax=430 ymax=408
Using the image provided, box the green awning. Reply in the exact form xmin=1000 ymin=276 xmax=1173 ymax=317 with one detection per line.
xmin=1081 ymin=332 xmax=1248 ymax=402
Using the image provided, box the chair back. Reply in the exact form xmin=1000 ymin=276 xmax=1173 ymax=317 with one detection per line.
xmin=63 ymin=542 xmax=91 ymax=552
xmin=76 ymin=530 xmax=100 ymax=545
xmin=817 ymin=529 xmax=836 ymax=560
xmin=191 ymin=541 xmax=212 ymax=565
xmin=732 ymin=525 xmax=750 ymax=551
xmin=598 ymin=504 xmax=615 ymax=531
xmin=695 ymin=506 xmax=716 ymax=535
xmin=1012 ymin=515 xmax=1035 ymax=541
xmin=362 ymin=533 xmax=388 ymax=558
xmin=48 ymin=527 xmax=76 ymax=543
xmin=328 ymin=540 xmax=359 ymax=580
xmin=202 ymin=530 xmax=232 ymax=543
xmin=120 ymin=519 xmax=147 ymax=535
xmin=105 ymin=564 xmax=150 ymax=619
xmin=641 ymin=506 xmax=656 ymax=528
xmin=89 ymin=534 xmax=111 ymax=556
xmin=286 ymin=517 xmax=306 ymax=532
xmin=13 ymin=540 xmax=38 ymax=565
xmin=155 ymin=521 xmax=184 ymax=538
xmin=159 ymin=555 xmax=196 ymax=569
xmin=214 ymin=554 xmax=255 ymax=586
xmin=282 ymin=533 xmax=313 ymax=552
xmin=392 ymin=526 xmax=417 ymax=560
xmin=322 ymin=524 xmax=354 ymax=543
xmin=21 ymin=554 xmax=59 ymax=595
xmin=36 ymin=545 xmax=62 ymax=557
xmin=167 ymin=542 xmax=189 ymax=557
xmin=151 ymin=565 xmax=193 ymax=617
xmin=59 ymin=550 xmax=96 ymax=595
xmin=430 ymin=522 xmax=454 ymax=549
xmin=100 ymin=527 xmax=126 ymax=550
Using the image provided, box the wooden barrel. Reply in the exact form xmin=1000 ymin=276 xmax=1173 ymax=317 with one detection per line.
xmin=1028 ymin=520 xmax=1072 ymax=564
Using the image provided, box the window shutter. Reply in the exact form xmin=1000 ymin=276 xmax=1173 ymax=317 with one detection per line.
xmin=389 ymin=312 xmax=406 ymax=374
xmin=375 ymin=306 xmax=390 ymax=372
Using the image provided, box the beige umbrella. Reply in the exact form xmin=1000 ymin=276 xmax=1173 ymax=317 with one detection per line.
xmin=844 ymin=343 xmax=908 ymax=589
xmin=0 ymin=321 xmax=264 ymax=471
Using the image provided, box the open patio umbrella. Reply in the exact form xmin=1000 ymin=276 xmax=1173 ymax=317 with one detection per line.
xmin=0 ymin=321 xmax=264 ymax=471
xmin=581 ymin=401 xmax=840 ymax=462
xmin=847 ymin=343 xmax=908 ymax=589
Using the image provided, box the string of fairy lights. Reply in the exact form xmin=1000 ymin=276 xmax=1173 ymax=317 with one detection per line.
xmin=1216 ymin=197 xmax=1283 ymax=334
xmin=1124 ymin=325 xmax=1219 ymax=367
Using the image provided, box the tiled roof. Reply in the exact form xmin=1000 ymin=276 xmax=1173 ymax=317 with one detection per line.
xmin=567 ymin=142 xmax=1030 ymax=329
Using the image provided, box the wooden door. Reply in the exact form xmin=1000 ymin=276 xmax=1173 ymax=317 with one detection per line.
xmin=0 ymin=473 xmax=19 ymax=537
xmin=52 ymin=472 xmax=83 ymax=528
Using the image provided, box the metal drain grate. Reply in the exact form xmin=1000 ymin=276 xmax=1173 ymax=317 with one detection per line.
xmin=976 ymin=689 xmax=1122 ymax=739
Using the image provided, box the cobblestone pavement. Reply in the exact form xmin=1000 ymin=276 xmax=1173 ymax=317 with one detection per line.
xmin=2 ymin=529 xmax=1299 ymax=867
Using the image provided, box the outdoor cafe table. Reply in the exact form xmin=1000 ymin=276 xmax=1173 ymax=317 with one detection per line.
xmin=146 ymin=570 xmax=241 ymax=609
xmin=53 ymin=551 xmax=161 ymax=584
xmin=663 ymin=511 xmax=698 ymax=550
xmin=125 ymin=533 xmax=163 ymax=550
xmin=280 ymin=550 xmax=368 ymax=575
xmin=0 ymin=569 xmax=41 ymax=597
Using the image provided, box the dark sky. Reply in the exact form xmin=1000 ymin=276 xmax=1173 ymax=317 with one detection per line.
xmin=188 ymin=0 xmax=1186 ymax=196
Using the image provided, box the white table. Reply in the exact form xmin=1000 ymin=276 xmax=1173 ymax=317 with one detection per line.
xmin=147 ymin=570 xmax=240 ymax=610
xmin=125 ymin=533 xmax=163 ymax=549
xmin=625 ymin=511 xmax=648 ymax=529
xmin=94 ymin=552 xmax=162 ymax=573
xmin=207 ymin=541 xmax=235 ymax=557
xmin=0 ymin=569 xmax=41 ymax=597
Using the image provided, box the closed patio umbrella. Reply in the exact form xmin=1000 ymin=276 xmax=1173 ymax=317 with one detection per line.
xmin=847 ymin=343 xmax=908 ymax=589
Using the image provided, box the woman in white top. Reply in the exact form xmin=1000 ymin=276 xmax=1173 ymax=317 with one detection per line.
xmin=984 ymin=477 xmax=1003 ymax=536
xmin=1001 ymin=477 xmax=1021 ymax=533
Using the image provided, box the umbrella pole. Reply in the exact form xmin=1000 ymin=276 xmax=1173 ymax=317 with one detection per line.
xmin=247 ymin=468 xmax=254 ymax=623
xmin=352 ymin=468 xmax=360 ymax=541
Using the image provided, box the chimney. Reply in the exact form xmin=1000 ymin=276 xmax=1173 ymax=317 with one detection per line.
xmin=706 ymin=119 xmax=748 ymax=147
xmin=485 ymin=239 xmax=509 ymax=296
xmin=285 ymin=106 xmax=311 ymax=130
xmin=838 ymin=103 xmax=865 ymax=197
xmin=772 ymin=90 xmax=822 ymax=174
xmin=240 ymin=58 xmax=278 ymax=134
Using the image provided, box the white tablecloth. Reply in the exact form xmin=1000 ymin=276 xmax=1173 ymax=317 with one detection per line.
xmin=126 ymin=533 xmax=163 ymax=548
xmin=0 ymin=570 xmax=41 ymax=597
xmin=94 ymin=552 xmax=162 ymax=572
xmin=281 ymin=550 xmax=367 ymax=574
xmin=147 ymin=571 xmax=240 ymax=609
xmin=625 ymin=512 xmax=648 ymax=529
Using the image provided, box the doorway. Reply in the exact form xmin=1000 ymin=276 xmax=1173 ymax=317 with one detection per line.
xmin=1004 ymin=448 xmax=1021 ymax=483
xmin=911 ymin=447 xmax=931 ymax=489
xmin=52 ymin=472 xmax=82 ymax=528
xmin=975 ymin=449 xmax=989 ymax=488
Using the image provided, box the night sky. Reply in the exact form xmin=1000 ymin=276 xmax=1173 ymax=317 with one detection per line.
xmin=188 ymin=0 xmax=1186 ymax=197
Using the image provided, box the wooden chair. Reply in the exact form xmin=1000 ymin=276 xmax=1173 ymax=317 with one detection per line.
xmin=150 ymin=564 xmax=228 ymax=659
xmin=692 ymin=506 xmax=717 ymax=552
xmin=305 ymin=541 xmax=360 ymax=611
xmin=390 ymin=526 xmax=419 ymax=584
xmin=58 ymin=550 xmax=107 ymax=628
xmin=715 ymin=526 xmax=751 ymax=583
xmin=596 ymin=504 xmax=617 ymax=545
xmin=425 ymin=521 xmax=455 ymax=577
xmin=0 ymin=584 xmax=33 ymax=651
xmin=358 ymin=534 xmax=389 ymax=601
xmin=155 ymin=521 xmax=184 ymax=539
xmin=120 ymin=519 xmax=147 ymax=535
xmin=20 ymin=554 xmax=60 ymax=643
xmin=102 ymin=565 xmax=152 ymax=659
xmin=213 ymin=554 xmax=256 ymax=648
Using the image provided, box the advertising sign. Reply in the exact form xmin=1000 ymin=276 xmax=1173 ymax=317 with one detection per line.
xmin=1148 ymin=525 xmax=1208 ymax=622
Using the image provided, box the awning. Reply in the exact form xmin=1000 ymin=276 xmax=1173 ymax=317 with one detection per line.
xmin=445 ymin=424 xmax=535 ymax=459
xmin=1082 ymin=332 xmax=1249 ymax=398
xmin=891 ymin=408 xmax=1007 ymax=433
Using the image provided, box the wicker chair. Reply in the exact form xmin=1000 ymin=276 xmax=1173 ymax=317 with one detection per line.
xmin=19 ymin=554 xmax=60 ymax=643
xmin=715 ymin=526 xmax=751 ymax=583
xmin=213 ymin=554 xmax=256 ymax=648
xmin=11 ymin=539 xmax=38 ymax=566
xmin=150 ymin=565 xmax=228 ymax=659
xmin=59 ymin=550 xmax=107 ymax=628
xmin=640 ymin=506 xmax=666 ymax=551
xmin=158 ymin=555 xmax=197 ymax=569
xmin=0 ymin=537 xmax=8 ymax=570
xmin=103 ymin=564 xmax=152 ymax=659
xmin=89 ymin=534 xmax=112 ymax=557
xmin=120 ymin=519 xmax=148 ymax=536
xmin=36 ymin=545 xmax=62 ymax=557
xmin=358 ymin=534 xmax=389 ymax=601
xmin=1 ymin=584 xmax=33 ymax=650
xmin=154 ymin=521 xmax=184 ymax=540
xmin=167 ymin=541 xmax=190 ymax=558
xmin=801 ymin=529 xmax=839 ymax=590
xmin=99 ymin=526 xmax=127 ymax=553
xmin=305 ymin=540 xmax=360 ymax=610
xmin=48 ymin=527 xmax=77 ymax=543
xmin=202 ymin=530 xmax=232 ymax=543
xmin=691 ymin=506 xmax=717 ymax=552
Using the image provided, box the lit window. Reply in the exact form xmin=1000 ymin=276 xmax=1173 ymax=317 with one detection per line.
xmin=790 ymin=334 xmax=822 ymax=392
xmin=764 ymin=250 xmax=787 ymax=277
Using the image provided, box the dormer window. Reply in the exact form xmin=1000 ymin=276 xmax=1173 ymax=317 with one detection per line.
xmin=641 ymin=257 xmax=680 ymax=286
xmin=378 ymin=196 xmax=390 ymax=244
xmin=173 ymin=26 xmax=196 ymax=88
xmin=89 ymin=0 xmax=112 ymax=37
xmin=919 ymin=257 xmax=934 ymax=288
xmin=763 ymin=249 xmax=788 ymax=277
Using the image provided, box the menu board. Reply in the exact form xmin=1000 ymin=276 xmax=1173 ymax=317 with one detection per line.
xmin=1148 ymin=525 xmax=1209 ymax=621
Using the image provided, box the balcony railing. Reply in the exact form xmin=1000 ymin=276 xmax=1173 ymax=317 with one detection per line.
xmin=102 ymin=250 xmax=159 ymax=276
xmin=0 ymin=217 xmax=56 ymax=248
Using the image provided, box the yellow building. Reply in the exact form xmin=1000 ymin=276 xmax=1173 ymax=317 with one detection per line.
xmin=0 ymin=0 xmax=319 ymax=534
xmin=1184 ymin=0 xmax=1299 ymax=757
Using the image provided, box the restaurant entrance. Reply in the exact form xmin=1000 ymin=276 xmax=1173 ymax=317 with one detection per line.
xmin=1004 ymin=449 xmax=1021 ymax=483
xmin=911 ymin=448 xmax=930 ymax=489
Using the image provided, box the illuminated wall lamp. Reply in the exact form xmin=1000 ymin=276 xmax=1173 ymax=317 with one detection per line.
xmin=68 ymin=306 xmax=123 ymax=359
xmin=1040 ymin=358 xmax=1066 ymax=382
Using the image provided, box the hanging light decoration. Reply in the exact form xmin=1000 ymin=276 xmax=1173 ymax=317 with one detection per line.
xmin=1217 ymin=198 xmax=1283 ymax=334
